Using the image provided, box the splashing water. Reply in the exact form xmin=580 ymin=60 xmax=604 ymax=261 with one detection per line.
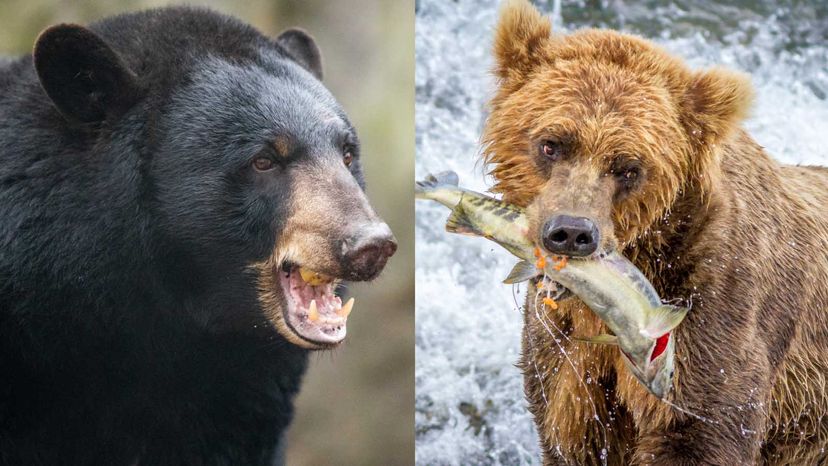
xmin=416 ymin=0 xmax=828 ymax=464
xmin=531 ymin=283 xmax=610 ymax=466
xmin=660 ymin=398 xmax=720 ymax=426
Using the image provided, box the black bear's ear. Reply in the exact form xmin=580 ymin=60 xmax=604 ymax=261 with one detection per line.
xmin=33 ymin=24 xmax=143 ymax=123
xmin=276 ymin=28 xmax=323 ymax=81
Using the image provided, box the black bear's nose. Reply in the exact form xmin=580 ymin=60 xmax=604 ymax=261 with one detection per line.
xmin=542 ymin=215 xmax=599 ymax=257
xmin=343 ymin=223 xmax=397 ymax=280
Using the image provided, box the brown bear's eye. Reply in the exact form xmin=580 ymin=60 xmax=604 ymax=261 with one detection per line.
xmin=612 ymin=163 xmax=641 ymax=192
xmin=253 ymin=157 xmax=274 ymax=171
xmin=622 ymin=168 xmax=638 ymax=182
xmin=540 ymin=140 xmax=565 ymax=161
xmin=343 ymin=150 xmax=353 ymax=167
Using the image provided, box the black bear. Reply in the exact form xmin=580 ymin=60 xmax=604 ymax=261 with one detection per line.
xmin=0 ymin=7 xmax=396 ymax=465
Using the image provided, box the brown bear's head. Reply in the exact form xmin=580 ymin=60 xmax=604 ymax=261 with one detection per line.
xmin=482 ymin=0 xmax=753 ymax=256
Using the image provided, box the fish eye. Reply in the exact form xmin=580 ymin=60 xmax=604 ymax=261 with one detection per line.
xmin=539 ymin=140 xmax=566 ymax=161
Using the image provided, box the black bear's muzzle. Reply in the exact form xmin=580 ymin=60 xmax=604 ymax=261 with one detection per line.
xmin=340 ymin=221 xmax=397 ymax=281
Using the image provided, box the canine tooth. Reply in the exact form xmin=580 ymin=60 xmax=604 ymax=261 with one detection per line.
xmin=339 ymin=297 xmax=354 ymax=318
xmin=308 ymin=300 xmax=319 ymax=322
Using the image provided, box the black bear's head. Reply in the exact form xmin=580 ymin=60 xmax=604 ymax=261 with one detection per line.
xmin=32 ymin=14 xmax=396 ymax=349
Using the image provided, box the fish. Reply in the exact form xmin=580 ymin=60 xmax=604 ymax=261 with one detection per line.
xmin=415 ymin=171 xmax=535 ymax=260
xmin=416 ymin=170 xmax=688 ymax=398
xmin=522 ymin=253 xmax=685 ymax=399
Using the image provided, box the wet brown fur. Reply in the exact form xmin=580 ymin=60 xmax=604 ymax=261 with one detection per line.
xmin=481 ymin=1 xmax=828 ymax=464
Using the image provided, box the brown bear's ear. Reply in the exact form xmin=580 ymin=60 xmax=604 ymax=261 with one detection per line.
xmin=493 ymin=0 xmax=552 ymax=83
xmin=276 ymin=28 xmax=323 ymax=81
xmin=33 ymin=24 xmax=143 ymax=123
xmin=681 ymin=68 xmax=754 ymax=145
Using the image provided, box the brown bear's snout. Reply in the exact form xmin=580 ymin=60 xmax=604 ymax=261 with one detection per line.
xmin=541 ymin=215 xmax=600 ymax=257
xmin=341 ymin=222 xmax=397 ymax=281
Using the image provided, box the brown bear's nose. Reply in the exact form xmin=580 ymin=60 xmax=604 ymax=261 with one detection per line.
xmin=343 ymin=222 xmax=397 ymax=281
xmin=542 ymin=215 xmax=599 ymax=257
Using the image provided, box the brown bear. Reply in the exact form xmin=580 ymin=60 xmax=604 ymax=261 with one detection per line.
xmin=480 ymin=0 xmax=828 ymax=464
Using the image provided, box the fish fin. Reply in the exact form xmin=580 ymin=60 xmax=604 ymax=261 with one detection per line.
xmin=643 ymin=304 xmax=689 ymax=338
xmin=573 ymin=334 xmax=619 ymax=346
xmin=415 ymin=171 xmax=459 ymax=197
xmin=501 ymin=244 xmax=531 ymax=260
xmin=445 ymin=202 xmax=483 ymax=236
xmin=503 ymin=260 xmax=538 ymax=284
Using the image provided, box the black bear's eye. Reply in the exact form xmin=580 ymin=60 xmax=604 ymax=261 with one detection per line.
xmin=539 ymin=140 xmax=565 ymax=161
xmin=343 ymin=150 xmax=354 ymax=168
xmin=253 ymin=157 xmax=274 ymax=171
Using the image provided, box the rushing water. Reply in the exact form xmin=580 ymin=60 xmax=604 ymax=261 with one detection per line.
xmin=414 ymin=0 xmax=828 ymax=464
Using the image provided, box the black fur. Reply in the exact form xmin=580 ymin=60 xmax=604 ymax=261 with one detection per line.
xmin=275 ymin=28 xmax=324 ymax=81
xmin=0 ymin=7 xmax=363 ymax=465
xmin=34 ymin=24 xmax=144 ymax=123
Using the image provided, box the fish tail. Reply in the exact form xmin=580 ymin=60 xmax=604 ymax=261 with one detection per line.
xmin=415 ymin=171 xmax=459 ymax=198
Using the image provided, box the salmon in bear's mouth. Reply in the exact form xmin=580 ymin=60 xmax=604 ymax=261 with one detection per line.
xmin=278 ymin=262 xmax=354 ymax=346
xmin=533 ymin=275 xmax=574 ymax=301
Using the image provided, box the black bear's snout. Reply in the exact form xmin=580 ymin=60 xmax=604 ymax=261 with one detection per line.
xmin=343 ymin=223 xmax=397 ymax=281
xmin=542 ymin=215 xmax=599 ymax=257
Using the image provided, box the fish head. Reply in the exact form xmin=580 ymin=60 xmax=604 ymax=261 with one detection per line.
xmin=619 ymin=332 xmax=675 ymax=399
xmin=643 ymin=332 xmax=676 ymax=399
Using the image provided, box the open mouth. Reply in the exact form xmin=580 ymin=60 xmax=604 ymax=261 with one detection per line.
xmin=533 ymin=275 xmax=574 ymax=301
xmin=531 ymin=249 xmax=614 ymax=301
xmin=277 ymin=262 xmax=354 ymax=348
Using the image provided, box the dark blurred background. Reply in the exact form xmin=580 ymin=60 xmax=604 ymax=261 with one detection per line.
xmin=0 ymin=1 xmax=414 ymax=464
